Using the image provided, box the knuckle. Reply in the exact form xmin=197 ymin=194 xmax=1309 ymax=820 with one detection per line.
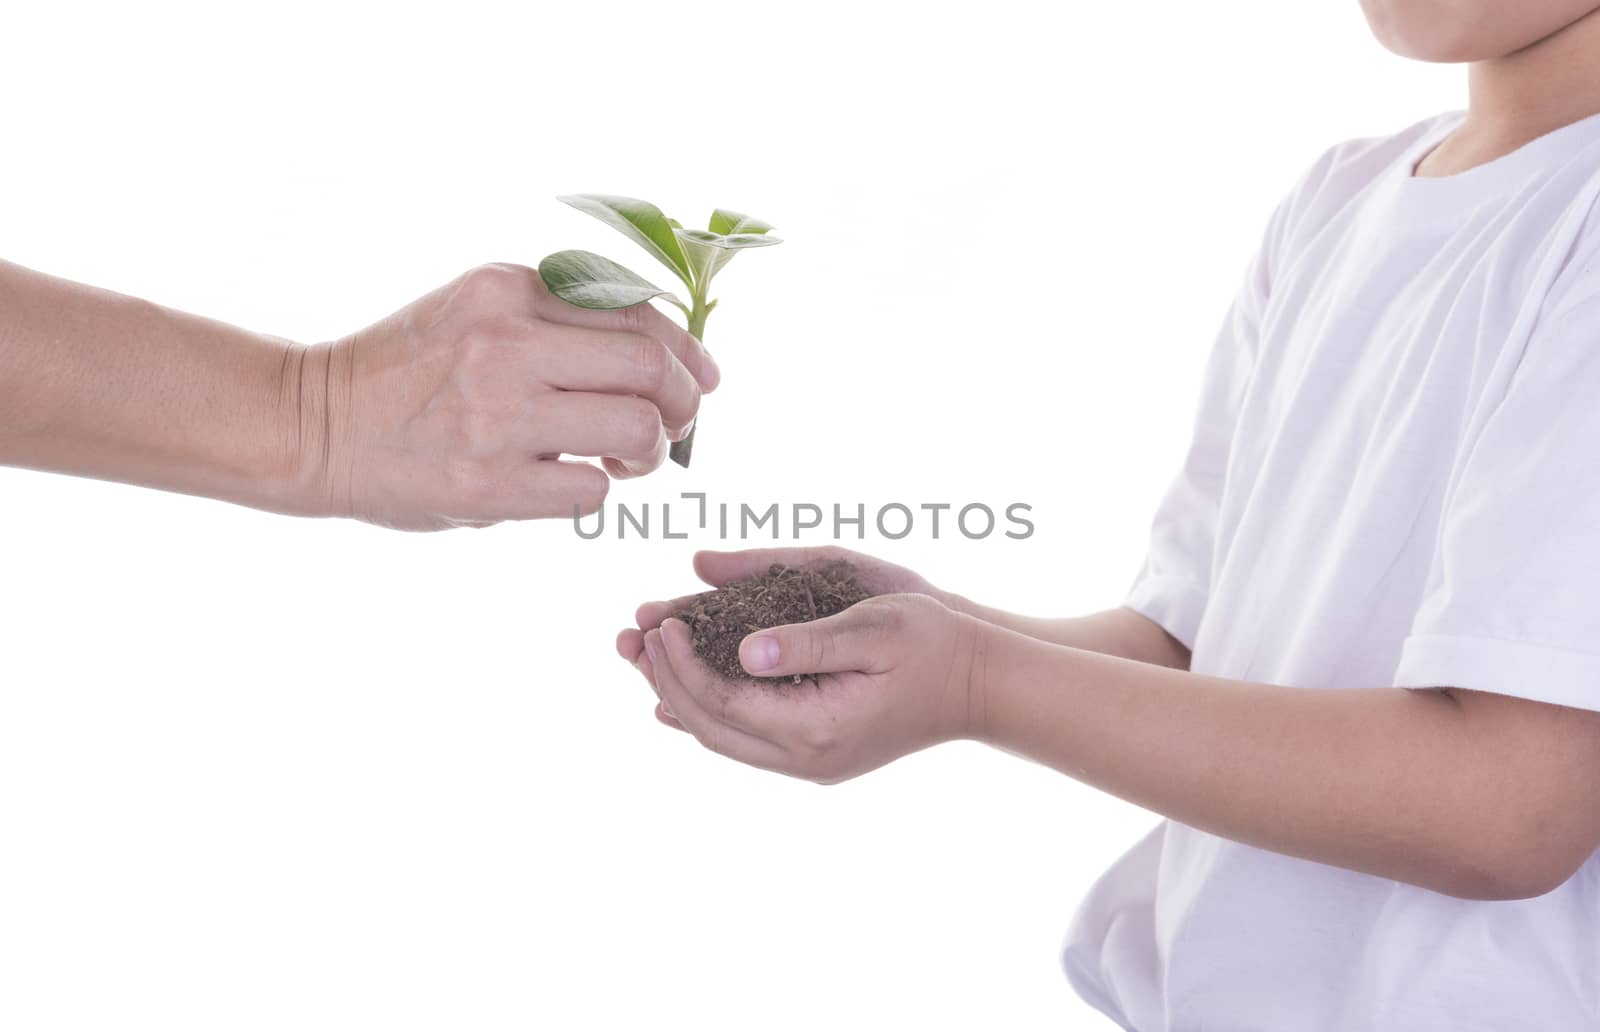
xmin=617 ymin=398 xmax=664 ymax=456
xmin=458 ymin=263 xmax=525 ymax=308
xmin=895 ymin=592 xmax=942 ymax=618
xmin=617 ymin=302 xmax=655 ymax=333
xmin=669 ymin=326 xmax=699 ymax=360
xmin=631 ymin=336 xmax=670 ymax=391
xmin=857 ymin=596 xmax=909 ymax=636
xmin=679 ymin=378 xmax=703 ymax=424
xmin=813 ymin=631 xmax=834 ymax=669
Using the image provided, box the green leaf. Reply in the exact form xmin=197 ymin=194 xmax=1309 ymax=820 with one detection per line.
xmin=538 ymin=250 xmax=685 ymax=312
xmin=709 ymin=209 xmax=774 ymax=236
xmin=557 ymin=195 xmax=694 ymax=289
xmin=674 ymin=227 xmax=783 ymax=289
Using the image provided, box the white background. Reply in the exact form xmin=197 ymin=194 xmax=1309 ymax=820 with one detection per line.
xmin=0 ymin=3 xmax=1462 ymax=1029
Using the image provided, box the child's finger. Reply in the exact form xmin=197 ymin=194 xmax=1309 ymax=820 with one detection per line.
xmin=637 ymin=649 xmax=668 ymax=703
xmin=692 ymin=547 xmax=851 ymax=588
xmin=646 ymin=628 xmax=788 ymax=772
xmin=635 ymin=594 xmax=705 ymax=631
xmin=736 ymin=603 xmax=892 ymax=679
xmin=654 ymin=702 xmax=688 ymax=733
xmin=657 ymin=618 xmax=812 ymax=741
xmin=617 ymin=627 xmax=645 ymax=662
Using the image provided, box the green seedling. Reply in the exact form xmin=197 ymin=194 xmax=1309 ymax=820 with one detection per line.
xmin=539 ymin=194 xmax=781 ymax=467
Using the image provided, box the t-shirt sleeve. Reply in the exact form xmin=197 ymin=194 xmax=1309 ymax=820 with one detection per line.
xmin=1120 ymin=148 xmax=1337 ymax=647
xmin=1122 ymin=246 xmax=1271 ymax=650
xmin=1393 ymin=292 xmax=1600 ymax=713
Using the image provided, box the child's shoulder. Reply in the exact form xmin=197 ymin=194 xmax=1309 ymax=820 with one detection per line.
xmin=1260 ymin=114 xmax=1460 ymax=270
xmin=1313 ymin=112 xmax=1461 ymax=184
xmin=1279 ymin=113 xmax=1459 ymax=216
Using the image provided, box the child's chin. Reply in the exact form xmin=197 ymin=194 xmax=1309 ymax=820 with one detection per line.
xmin=1360 ymin=0 xmax=1590 ymax=64
xmin=1372 ymin=36 xmax=1493 ymax=65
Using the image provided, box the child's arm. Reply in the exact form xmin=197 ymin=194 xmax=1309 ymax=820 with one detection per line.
xmin=973 ymin=623 xmax=1600 ymax=900
xmin=635 ymin=593 xmax=1600 ymax=902
xmin=949 ymin=598 xmax=1192 ymax=670
xmin=656 ymin=548 xmax=1192 ymax=669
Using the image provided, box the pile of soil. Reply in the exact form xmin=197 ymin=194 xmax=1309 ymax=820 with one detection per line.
xmin=673 ymin=562 xmax=872 ymax=683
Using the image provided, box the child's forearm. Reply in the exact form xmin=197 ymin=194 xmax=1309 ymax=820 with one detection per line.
xmin=948 ymin=599 xmax=1191 ymax=669
xmin=970 ymin=622 xmax=1600 ymax=900
xmin=0 ymin=259 xmax=325 ymax=514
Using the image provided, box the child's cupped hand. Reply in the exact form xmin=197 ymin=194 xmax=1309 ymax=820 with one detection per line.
xmin=615 ymin=547 xmax=983 ymax=783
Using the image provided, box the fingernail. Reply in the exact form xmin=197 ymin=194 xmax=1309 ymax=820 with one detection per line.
xmin=698 ymin=353 xmax=720 ymax=391
xmin=662 ymin=702 xmax=677 ymax=719
xmin=644 ymin=636 xmax=660 ymax=663
xmin=742 ymin=634 xmax=780 ymax=674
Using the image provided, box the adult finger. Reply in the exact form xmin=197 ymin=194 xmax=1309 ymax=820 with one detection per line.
xmin=532 ymin=393 xmax=669 ymax=477
xmin=531 ymin=279 xmax=720 ymax=391
xmin=736 ymin=600 xmax=894 ymax=679
xmin=603 ymin=454 xmax=691 ymax=483
xmin=448 ymin=457 xmax=608 ymax=523
xmin=531 ymin=325 xmax=701 ymax=437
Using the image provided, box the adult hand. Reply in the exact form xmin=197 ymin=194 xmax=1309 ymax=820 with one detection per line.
xmin=307 ymin=263 xmax=718 ymax=530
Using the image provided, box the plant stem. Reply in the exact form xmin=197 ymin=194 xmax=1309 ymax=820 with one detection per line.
xmin=686 ymin=297 xmax=709 ymax=339
xmin=671 ymin=294 xmax=711 ymax=467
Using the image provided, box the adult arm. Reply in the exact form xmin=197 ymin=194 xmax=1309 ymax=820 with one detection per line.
xmin=0 ymin=259 xmax=716 ymax=530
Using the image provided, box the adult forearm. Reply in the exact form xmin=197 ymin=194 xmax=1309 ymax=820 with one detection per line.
xmin=0 ymin=260 xmax=328 ymax=514
xmin=970 ymin=623 xmax=1592 ymax=899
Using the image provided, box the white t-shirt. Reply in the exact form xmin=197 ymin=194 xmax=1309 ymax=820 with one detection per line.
xmin=1068 ymin=111 xmax=1600 ymax=1031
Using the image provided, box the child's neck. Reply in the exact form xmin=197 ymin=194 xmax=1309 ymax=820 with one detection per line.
xmin=1418 ymin=7 xmax=1600 ymax=178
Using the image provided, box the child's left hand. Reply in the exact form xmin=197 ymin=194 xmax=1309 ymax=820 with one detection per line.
xmin=622 ymin=591 xmax=982 ymax=783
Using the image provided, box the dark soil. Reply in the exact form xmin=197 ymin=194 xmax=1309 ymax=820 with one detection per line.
xmin=673 ymin=562 xmax=873 ymax=683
